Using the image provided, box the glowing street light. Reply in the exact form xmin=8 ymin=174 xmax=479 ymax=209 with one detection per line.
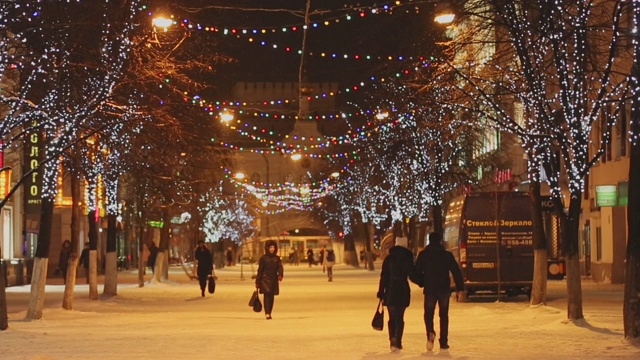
xmin=290 ymin=153 xmax=302 ymax=161
xmin=152 ymin=16 xmax=173 ymax=31
xmin=375 ymin=111 xmax=389 ymax=120
xmin=434 ymin=3 xmax=455 ymax=25
xmin=220 ymin=111 xmax=234 ymax=122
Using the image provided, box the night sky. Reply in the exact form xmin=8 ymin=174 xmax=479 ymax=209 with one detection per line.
xmin=173 ymin=1 xmax=442 ymax=96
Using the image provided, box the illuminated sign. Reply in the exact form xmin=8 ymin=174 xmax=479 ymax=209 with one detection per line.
xmin=0 ymin=169 xmax=11 ymax=200
xmin=595 ymin=185 xmax=617 ymax=207
xmin=24 ymin=126 xmax=42 ymax=213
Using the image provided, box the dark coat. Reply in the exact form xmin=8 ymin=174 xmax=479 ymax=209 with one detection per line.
xmin=377 ymin=246 xmax=415 ymax=308
xmin=58 ymin=245 xmax=71 ymax=271
xmin=256 ymin=240 xmax=284 ymax=295
xmin=80 ymin=248 xmax=89 ymax=269
xmin=413 ymin=242 xmax=464 ymax=296
xmin=195 ymin=246 xmax=213 ymax=276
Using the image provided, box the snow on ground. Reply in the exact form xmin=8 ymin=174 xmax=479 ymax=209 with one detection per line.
xmin=2 ymin=263 xmax=639 ymax=360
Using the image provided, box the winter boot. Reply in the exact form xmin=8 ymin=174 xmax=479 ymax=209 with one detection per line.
xmin=396 ymin=321 xmax=405 ymax=350
xmin=388 ymin=321 xmax=398 ymax=351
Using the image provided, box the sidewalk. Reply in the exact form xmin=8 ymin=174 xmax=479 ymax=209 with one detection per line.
xmin=3 ymin=264 xmax=639 ymax=360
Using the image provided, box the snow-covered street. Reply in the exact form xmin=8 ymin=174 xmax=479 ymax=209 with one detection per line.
xmin=2 ymin=263 xmax=639 ymax=359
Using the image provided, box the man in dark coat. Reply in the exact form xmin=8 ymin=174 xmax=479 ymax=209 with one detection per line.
xmin=412 ymin=232 xmax=464 ymax=351
xmin=377 ymin=236 xmax=415 ymax=352
xmin=194 ymin=241 xmax=213 ymax=297
xmin=256 ymin=240 xmax=283 ymax=319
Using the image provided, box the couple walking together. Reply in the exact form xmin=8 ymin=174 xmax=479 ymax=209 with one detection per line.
xmin=377 ymin=232 xmax=464 ymax=352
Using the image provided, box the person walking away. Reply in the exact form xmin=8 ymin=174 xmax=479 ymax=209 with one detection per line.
xmin=306 ymin=248 xmax=314 ymax=268
xmin=256 ymin=240 xmax=283 ymax=319
xmin=292 ymin=248 xmax=299 ymax=266
xmin=79 ymin=242 xmax=90 ymax=284
xmin=323 ymin=247 xmax=336 ymax=281
xmin=377 ymin=236 xmax=415 ymax=352
xmin=194 ymin=241 xmax=213 ymax=297
xmin=226 ymin=247 xmax=234 ymax=267
xmin=147 ymin=240 xmax=158 ymax=275
xmin=58 ymin=240 xmax=72 ymax=284
xmin=412 ymin=232 xmax=464 ymax=351
xmin=318 ymin=246 xmax=325 ymax=269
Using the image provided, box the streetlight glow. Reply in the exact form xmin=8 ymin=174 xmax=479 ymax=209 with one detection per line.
xmin=234 ymin=172 xmax=246 ymax=180
xmin=152 ymin=17 xmax=173 ymax=30
xmin=220 ymin=111 xmax=234 ymax=122
xmin=290 ymin=153 xmax=302 ymax=161
xmin=434 ymin=13 xmax=455 ymax=24
xmin=375 ymin=111 xmax=389 ymax=120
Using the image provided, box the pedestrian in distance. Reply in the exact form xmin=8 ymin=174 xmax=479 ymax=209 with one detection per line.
xmin=306 ymin=248 xmax=314 ymax=268
xmin=79 ymin=242 xmax=90 ymax=284
xmin=318 ymin=246 xmax=325 ymax=268
xmin=256 ymin=240 xmax=284 ymax=319
xmin=377 ymin=235 xmax=415 ymax=352
xmin=194 ymin=241 xmax=214 ymax=297
xmin=323 ymin=247 xmax=336 ymax=282
xmin=226 ymin=247 xmax=234 ymax=267
xmin=412 ymin=232 xmax=464 ymax=351
xmin=58 ymin=240 xmax=72 ymax=284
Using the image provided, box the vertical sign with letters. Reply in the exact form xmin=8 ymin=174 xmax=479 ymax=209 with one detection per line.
xmin=24 ymin=126 xmax=42 ymax=213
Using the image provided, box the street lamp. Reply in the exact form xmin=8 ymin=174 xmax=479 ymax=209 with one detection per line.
xmin=152 ymin=16 xmax=173 ymax=31
xmin=434 ymin=3 xmax=455 ymax=25
xmin=220 ymin=110 xmax=234 ymax=123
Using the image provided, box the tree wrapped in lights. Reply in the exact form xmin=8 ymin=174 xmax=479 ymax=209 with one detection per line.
xmin=199 ymin=190 xmax=256 ymax=245
xmin=327 ymin=76 xmax=490 ymax=265
xmin=443 ymin=0 xmax=631 ymax=318
xmin=0 ymin=0 xmax=141 ymax=320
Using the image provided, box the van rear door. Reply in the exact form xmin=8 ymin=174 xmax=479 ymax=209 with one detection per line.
xmin=461 ymin=193 xmax=500 ymax=284
xmin=498 ymin=192 xmax=534 ymax=283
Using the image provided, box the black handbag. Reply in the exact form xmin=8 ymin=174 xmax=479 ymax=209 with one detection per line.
xmin=249 ymin=290 xmax=263 ymax=312
xmin=371 ymin=299 xmax=384 ymax=331
xmin=207 ymin=275 xmax=216 ymax=294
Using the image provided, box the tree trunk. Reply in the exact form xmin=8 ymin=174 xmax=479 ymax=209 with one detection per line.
xmin=136 ymin=191 xmax=145 ymax=287
xmin=87 ymin=210 xmax=99 ymax=300
xmin=342 ymin=233 xmax=360 ymax=267
xmin=363 ymin=220 xmax=375 ymax=271
xmin=62 ymin=168 xmax=81 ymax=310
xmin=137 ymin=222 xmax=145 ymax=287
xmin=564 ymin=196 xmax=583 ymax=320
xmin=154 ymin=206 xmax=171 ymax=282
xmin=103 ymin=213 xmax=118 ymax=295
xmin=432 ymin=203 xmax=443 ymax=235
xmin=530 ymin=180 xmax=548 ymax=306
xmin=624 ymin=12 xmax=640 ymax=337
xmin=26 ymin=197 xmax=54 ymax=320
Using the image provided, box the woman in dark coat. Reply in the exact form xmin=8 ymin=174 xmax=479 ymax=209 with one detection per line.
xmin=194 ymin=241 xmax=213 ymax=297
xmin=58 ymin=240 xmax=72 ymax=284
xmin=256 ymin=240 xmax=284 ymax=319
xmin=377 ymin=236 xmax=415 ymax=352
